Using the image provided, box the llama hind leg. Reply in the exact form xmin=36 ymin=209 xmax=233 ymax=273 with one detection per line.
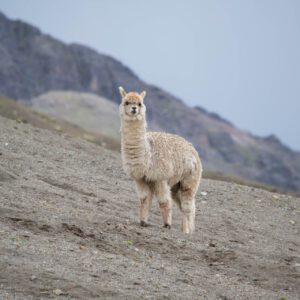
xmin=135 ymin=179 xmax=153 ymax=226
xmin=178 ymin=175 xmax=199 ymax=234
xmin=154 ymin=181 xmax=172 ymax=228
xmin=171 ymin=182 xmax=182 ymax=210
xmin=181 ymin=196 xmax=196 ymax=234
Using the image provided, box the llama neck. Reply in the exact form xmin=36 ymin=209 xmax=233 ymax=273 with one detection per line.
xmin=121 ymin=118 xmax=149 ymax=174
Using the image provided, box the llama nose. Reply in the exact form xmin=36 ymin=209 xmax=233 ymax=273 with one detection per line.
xmin=131 ymin=107 xmax=137 ymax=114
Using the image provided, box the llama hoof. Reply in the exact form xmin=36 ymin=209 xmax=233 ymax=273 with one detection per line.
xmin=140 ymin=221 xmax=148 ymax=227
xmin=164 ymin=224 xmax=171 ymax=229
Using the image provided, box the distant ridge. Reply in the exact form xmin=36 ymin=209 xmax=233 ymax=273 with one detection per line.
xmin=31 ymin=91 xmax=120 ymax=139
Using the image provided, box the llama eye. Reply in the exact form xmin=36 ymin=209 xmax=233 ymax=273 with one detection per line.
xmin=125 ymin=101 xmax=129 ymax=105
xmin=138 ymin=103 xmax=142 ymax=107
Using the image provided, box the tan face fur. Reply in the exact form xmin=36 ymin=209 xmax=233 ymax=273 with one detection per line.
xmin=119 ymin=87 xmax=146 ymax=121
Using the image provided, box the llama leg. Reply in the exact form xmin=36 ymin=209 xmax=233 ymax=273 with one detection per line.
xmin=135 ymin=179 xmax=153 ymax=226
xmin=181 ymin=196 xmax=196 ymax=234
xmin=178 ymin=174 xmax=200 ymax=234
xmin=171 ymin=182 xmax=182 ymax=210
xmin=154 ymin=181 xmax=172 ymax=228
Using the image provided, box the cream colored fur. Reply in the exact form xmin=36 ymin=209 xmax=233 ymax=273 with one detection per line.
xmin=119 ymin=87 xmax=202 ymax=234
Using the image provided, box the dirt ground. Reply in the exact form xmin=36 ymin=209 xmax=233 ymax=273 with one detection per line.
xmin=0 ymin=116 xmax=299 ymax=300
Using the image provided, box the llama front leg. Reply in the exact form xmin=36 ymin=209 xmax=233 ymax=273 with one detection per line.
xmin=135 ymin=179 xmax=153 ymax=226
xmin=154 ymin=181 xmax=172 ymax=228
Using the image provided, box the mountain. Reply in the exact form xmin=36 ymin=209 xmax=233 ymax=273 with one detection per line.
xmin=0 ymin=11 xmax=300 ymax=192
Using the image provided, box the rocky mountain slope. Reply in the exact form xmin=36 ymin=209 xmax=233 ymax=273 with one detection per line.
xmin=1 ymin=115 xmax=300 ymax=299
xmin=0 ymin=11 xmax=300 ymax=192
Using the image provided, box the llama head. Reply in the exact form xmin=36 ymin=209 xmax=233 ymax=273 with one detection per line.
xmin=119 ymin=86 xmax=146 ymax=121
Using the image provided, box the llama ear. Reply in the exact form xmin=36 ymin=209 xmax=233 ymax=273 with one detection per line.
xmin=119 ymin=86 xmax=127 ymax=98
xmin=140 ymin=91 xmax=146 ymax=99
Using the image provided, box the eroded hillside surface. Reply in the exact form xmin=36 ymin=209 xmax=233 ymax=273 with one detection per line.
xmin=0 ymin=116 xmax=299 ymax=300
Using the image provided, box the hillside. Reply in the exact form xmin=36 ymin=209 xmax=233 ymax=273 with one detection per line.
xmin=30 ymin=91 xmax=120 ymax=139
xmin=0 ymin=96 xmax=120 ymax=151
xmin=0 ymin=11 xmax=300 ymax=192
xmin=0 ymin=95 xmax=286 ymax=194
xmin=0 ymin=116 xmax=300 ymax=299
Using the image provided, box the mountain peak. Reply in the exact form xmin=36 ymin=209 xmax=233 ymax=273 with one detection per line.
xmin=0 ymin=11 xmax=41 ymax=36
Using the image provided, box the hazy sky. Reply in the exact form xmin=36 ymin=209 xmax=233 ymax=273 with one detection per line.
xmin=1 ymin=0 xmax=300 ymax=150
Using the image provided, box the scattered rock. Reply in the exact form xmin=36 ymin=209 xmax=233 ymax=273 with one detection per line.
xmin=294 ymin=263 xmax=300 ymax=268
xmin=53 ymin=289 xmax=63 ymax=296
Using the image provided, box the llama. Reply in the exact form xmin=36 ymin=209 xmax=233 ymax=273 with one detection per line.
xmin=119 ymin=87 xmax=202 ymax=234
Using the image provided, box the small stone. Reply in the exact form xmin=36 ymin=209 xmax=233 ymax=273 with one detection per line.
xmin=140 ymin=220 xmax=148 ymax=227
xmin=218 ymin=294 xmax=230 ymax=300
xmin=30 ymin=275 xmax=37 ymax=281
xmin=4 ymin=143 xmax=8 ymax=147
xmin=294 ymin=263 xmax=300 ymax=268
xmin=289 ymin=220 xmax=296 ymax=225
xmin=200 ymin=191 xmax=208 ymax=196
xmin=272 ymin=195 xmax=279 ymax=199
xmin=53 ymin=289 xmax=63 ymax=295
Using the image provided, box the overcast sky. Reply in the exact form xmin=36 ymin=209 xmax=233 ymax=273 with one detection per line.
xmin=1 ymin=0 xmax=300 ymax=150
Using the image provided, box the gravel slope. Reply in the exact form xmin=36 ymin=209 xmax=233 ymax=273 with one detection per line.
xmin=0 ymin=116 xmax=299 ymax=300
